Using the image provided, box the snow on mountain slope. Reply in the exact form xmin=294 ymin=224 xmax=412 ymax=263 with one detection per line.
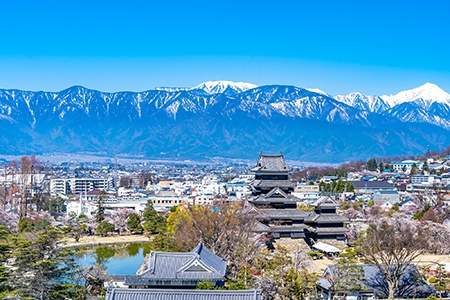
xmin=154 ymin=87 xmax=189 ymax=92
xmin=381 ymin=83 xmax=450 ymax=107
xmin=335 ymin=92 xmax=389 ymax=113
xmin=306 ymin=88 xmax=329 ymax=96
xmin=191 ymin=80 xmax=257 ymax=94
xmin=385 ymin=101 xmax=450 ymax=128
xmin=0 ymin=83 xmax=449 ymax=161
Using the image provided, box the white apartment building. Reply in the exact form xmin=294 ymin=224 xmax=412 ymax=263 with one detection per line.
xmin=292 ymin=183 xmax=320 ymax=201
xmin=66 ymin=197 xmax=149 ymax=217
xmin=392 ymin=160 xmax=423 ymax=173
xmin=410 ymin=175 xmax=439 ymax=185
xmin=50 ymin=178 xmax=69 ymax=196
xmin=197 ymin=175 xmax=226 ymax=195
xmin=50 ymin=177 xmax=113 ymax=196
xmin=226 ymin=176 xmax=252 ymax=199
xmin=0 ymin=173 xmax=46 ymax=187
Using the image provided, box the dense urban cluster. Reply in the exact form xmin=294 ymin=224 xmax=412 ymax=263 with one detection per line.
xmin=0 ymin=150 xmax=449 ymax=300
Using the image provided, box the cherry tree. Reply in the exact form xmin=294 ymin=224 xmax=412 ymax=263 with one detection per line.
xmin=110 ymin=209 xmax=132 ymax=235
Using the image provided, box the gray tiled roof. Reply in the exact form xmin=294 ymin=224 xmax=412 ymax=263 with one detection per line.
xmin=253 ymin=221 xmax=271 ymax=233
xmin=265 ymin=187 xmax=289 ymax=198
xmin=252 ymin=153 xmax=288 ymax=172
xmin=192 ymin=243 xmax=226 ymax=277
xmin=137 ymin=243 xmax=226 ymax=282
xmin=258 ymin=209 xmax=308 ymax=220
xmin=250 ymin=196 xmax=298 ymax=205
xmin=351 ymin=180 xmax=394 ymax=189
xmin=106 ymin=289 xmax=262 ymax=300
xmin=253 ymin=180 xmax=295 ymax=188
xmin=314 ymin=227 xmax=348 ymax=234
xmin=250 ymin=186 xmax=299 ymax=205
xmin=268 ymin=224 xmax=312 ymax=233
xmin=314 ymin=197 xmax=338 ymax=208
xmin=306 ymin=213 xmax=347 ymax=223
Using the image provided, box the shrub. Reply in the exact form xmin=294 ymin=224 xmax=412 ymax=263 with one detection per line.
xmin=306 ymin=250 xmax=324 ymax=260
xmin=96 ymin=221 xmax=115 ymax=237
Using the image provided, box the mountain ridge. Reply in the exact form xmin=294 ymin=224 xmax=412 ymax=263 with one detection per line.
xmin=0 ymin=81 xmax=449 ymax=162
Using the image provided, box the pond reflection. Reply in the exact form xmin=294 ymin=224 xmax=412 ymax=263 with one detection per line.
xmin=75 ymin=242 xmax=151 ymax=276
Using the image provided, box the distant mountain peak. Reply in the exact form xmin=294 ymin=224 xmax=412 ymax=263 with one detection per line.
xmin=335 ymin=92 xmax=389 ymax=113
xmin=61 ymin=85 xmax=89 ymax=92
xmin=191 ymin=80 xmax=257 ymax=94
xmin=306 ymin=88 xmax=329 ymax=96
xmin=0 ymin=83 xmax=449 ymax=161
xmin=381 ymin=82 xmax=450 ymax=107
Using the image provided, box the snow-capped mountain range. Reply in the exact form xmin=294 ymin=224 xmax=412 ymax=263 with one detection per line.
xmin=0 ymin=81 xmax=448 ymax=162
xmin=335 ymin=82 xmax=450 ymax=128
xmin=381 ymin=82 xmax=450 ymax=107
xmin=191 ymin=80 xmax=258 ymax=94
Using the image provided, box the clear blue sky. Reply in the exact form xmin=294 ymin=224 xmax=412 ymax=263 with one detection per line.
xmin=1 ymin=0 xmax=450 ymax=95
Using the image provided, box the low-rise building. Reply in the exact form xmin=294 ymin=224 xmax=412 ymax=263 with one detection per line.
xmin=149 ymin=190 xmax=183 ymax=211
xmin=392 ymin=160 xmax=423 ymax=173
xmin=411 ymin=175 xmax=439 ymax=185
xmin=351 ymin=180 xmax=396 ymax=194
xmin=292 ymin=183 xmax=320 ymax=202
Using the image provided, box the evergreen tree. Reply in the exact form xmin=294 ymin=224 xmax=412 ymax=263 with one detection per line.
xmin=95 ymin=192 xmax=106 ymax=224
xmin=0 ymin=225 xmax=11 ymax=295
xmin=422 ymin=161 xmax=429 ymax=173
xmin=346 ymin=182 xmax=354 ymax=192
xmin=95 ymin=221 xmax=115 ymax=237
xmin=366 ymin=158 xmax=378 ymax=171
xmin=127 ymin=213 xmax=143 ymax=234
xmin=410 ymin=163 xmax=418 ymax=175
xmin=196 ymin=280 xmax=215 ymax=289
xmin=142 ymin=201 xmax=166 ymax=234
xmin=10 ymin=224 xmax=83 ymax=299
xmin=284 ymin=268 xmax=319 ymax=299
xmin=225 ymin=266 xmax=254 ymax=290
xmin=330 ymin=254 xmax=366 ymax=294
xmin=68 ymin=213 xmax=85 ymax=242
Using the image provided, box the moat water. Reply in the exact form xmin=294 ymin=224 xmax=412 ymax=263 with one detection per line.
xmin=74 ymin=243 xmax=151 ymax=276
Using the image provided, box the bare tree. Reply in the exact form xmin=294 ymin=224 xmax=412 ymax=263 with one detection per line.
xmin=0 ymin=186 xmax=7 ymax=209
xmin=357 ymin=217 xmax=428 ymax=299
xmin=420 ymin=221 xmax=450 ymax=255
xmin=171 ymin=202 xmax=260 ymax=277
xmin=19 ymin=156 xmax=33 ymax=217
